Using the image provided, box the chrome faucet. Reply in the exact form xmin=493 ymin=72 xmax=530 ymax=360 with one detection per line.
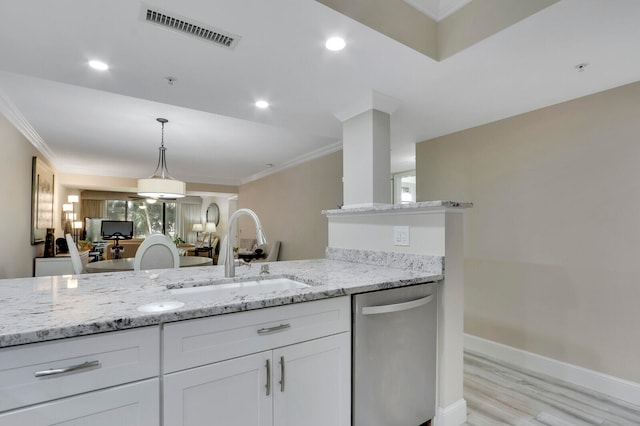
xmin=224 ymin=208 xmax=268 ymax=278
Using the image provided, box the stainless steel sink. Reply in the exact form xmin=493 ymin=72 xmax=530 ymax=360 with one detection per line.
xmin=169 ymin=277 xmax=309 ymax=302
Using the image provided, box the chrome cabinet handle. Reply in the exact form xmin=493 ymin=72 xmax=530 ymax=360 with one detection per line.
xmin=362 ymin=294 xmax=433 ymax=316
xmin=34 ymin=360 xmax=101 ymax=378
xmin=265 ymin=359 xmax=271 ymax=396
xmin=257 ymin=323 xmax=291 ymax=335
xmin=279 ymin=356 xmax=285 ymax=392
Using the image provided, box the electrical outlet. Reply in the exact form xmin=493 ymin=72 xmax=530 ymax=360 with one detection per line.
xmin=394 ymin=226 xmax=410 ymax=246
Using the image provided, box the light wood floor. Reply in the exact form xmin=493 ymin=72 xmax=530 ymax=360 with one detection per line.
xmin=463 ymin=351 xmax=640 ymax=426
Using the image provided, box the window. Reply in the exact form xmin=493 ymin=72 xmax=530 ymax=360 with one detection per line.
xmin=106 ymin=199 xmax=176 ymax=238
xmin=393 ymin=171 xmax=416 ymax=204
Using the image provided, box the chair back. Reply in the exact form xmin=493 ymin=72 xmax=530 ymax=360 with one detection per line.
xmin=255 ymin=241 xmax=281 ymax=263
xmin=134 ymin=234 xmax=180 ymax=271
xmin=264 ymin=241 xmax=280 ymax=262
xmin=65 ymin=234 xmax=87 ymax=274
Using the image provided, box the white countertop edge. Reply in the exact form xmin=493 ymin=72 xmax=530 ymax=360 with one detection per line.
xmin=322 ymin=200 xmax=473 ymax=216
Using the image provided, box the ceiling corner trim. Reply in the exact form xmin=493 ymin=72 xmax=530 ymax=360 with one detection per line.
xmin=403 ymin=0 xmax=472 ymax=21
xmin=0 ymin=90 xmax=57 ymax=164
xmin=240 ymin=141 xmax=343 ymax=185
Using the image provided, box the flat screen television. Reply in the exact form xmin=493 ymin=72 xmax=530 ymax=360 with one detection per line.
xmin=101 ymin=220 xmax=134 ymax=240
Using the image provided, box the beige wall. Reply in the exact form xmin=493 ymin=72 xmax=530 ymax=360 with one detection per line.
xmin=0 ymin=113 xmax=54 ymax=278
xmin=438 ymin=0 xmax=559 ymax=59
xmin=238 ymin=151 xmax=343 ymax=261
xmin=416 ymin=80 xmax=640 ymax=383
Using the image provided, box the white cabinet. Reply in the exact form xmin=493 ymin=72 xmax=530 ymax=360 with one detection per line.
xmin=34 ymin=255 xmax=74 ymax=277
xmin=273 ymin=333 xmax=351 ymax=426
xmin=0 ymin=296 xmax=352 ymax=425
xmin=0 ymin=379 xmax=159 ymax=426
xmin=0 ymin=327 xmax=160 ymax=423
xmin=34 ymin=251 xmax=89 ymax=276
xmin=164 ymin=351 xmax=272 ymax=426
xmin=164 ymin=334 xmax=350 ymax=426
xmin=163 ymin=297 xmax=351 ymax=426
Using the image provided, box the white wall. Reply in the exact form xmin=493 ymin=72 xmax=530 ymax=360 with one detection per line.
xmin=417 ymin=80 xmax=640 ymax=384
xmin=327 ymin=211 xmax=445 ymax=255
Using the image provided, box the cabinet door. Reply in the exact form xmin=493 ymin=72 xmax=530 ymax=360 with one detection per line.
xmin=0 ymin=379 xmax=158 ymax=426
xmin=273 ymin=333 xmax=351 ymax=426
xmin=34 ymin=257 xmax=74 ymax=277
xmin=164 ymin=351 xmax=272 ymax=426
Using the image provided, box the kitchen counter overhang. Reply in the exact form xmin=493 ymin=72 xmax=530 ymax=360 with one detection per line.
xmin=0 ymin=257 xmax=442 ymax=348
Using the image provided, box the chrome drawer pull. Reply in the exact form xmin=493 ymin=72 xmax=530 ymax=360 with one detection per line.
xmin=362 ymin=294 xmax=433 ymax=316
xmin=257 ymin=323 xmax=291 ymax=335
xmin=265 ymin=359 xmax=271 ymax=396
xmin=279 ymin=356 xmax=285 ymax=392
xmin=34 ymin=360 xmax=101 ymax=378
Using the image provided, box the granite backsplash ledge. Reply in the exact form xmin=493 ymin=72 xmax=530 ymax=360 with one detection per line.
xmin=325 ymin=247 xmax=443 ymax=275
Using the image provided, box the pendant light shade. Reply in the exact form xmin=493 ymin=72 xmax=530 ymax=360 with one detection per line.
xmin=137 ymin=118 xmax=186 ymax=199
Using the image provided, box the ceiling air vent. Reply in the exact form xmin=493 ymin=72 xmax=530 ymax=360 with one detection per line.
xmin=143 ymin=7 xmax=241 ymax=49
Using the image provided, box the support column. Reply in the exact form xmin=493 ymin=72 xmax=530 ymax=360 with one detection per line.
xmin=342 ymin=109 xmax=390 ymax=207
xmin=336 ymin=90 xmax=400 ymax=208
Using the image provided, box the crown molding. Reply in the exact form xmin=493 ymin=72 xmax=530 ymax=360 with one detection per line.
xmin=240 ymin=141 xmax=342 ymax=185
xmin=0 ymin=89 xmax=56 ymax=164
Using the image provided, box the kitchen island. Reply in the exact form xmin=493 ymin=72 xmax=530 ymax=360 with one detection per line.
xmin=0 ymin=253 xmax=443 ymax=347
xmin=0 ymin=251 xmax=443 ymax=425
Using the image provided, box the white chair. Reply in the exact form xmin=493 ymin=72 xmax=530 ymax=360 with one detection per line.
xmin=265 ymin=241 xmax=280 ymax=261
xmin=255 ymin=241 xmax=281 ymax=262
xmin=133 ymin=234 xmax=180 ymax=271
xmin=65 ymin=233 xmax=88 ymax=274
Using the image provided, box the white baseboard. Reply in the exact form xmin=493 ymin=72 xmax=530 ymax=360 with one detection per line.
xmin=432 ymin=398 xmax=467 ymax=426
xmin=464 ymin=333 xmax=640 ymax=406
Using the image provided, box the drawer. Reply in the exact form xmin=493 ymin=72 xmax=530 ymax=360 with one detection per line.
xmin=0 ymin=326 xmax=159 ymax=413
xmin=164 ymin=297 xmax=350 ymax=373
xmin=0 ymin=379 xmax=159 ymax=426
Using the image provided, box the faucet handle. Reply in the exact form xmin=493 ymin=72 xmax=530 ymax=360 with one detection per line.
xmin=260 ymin=264 xmax=270 ymax=275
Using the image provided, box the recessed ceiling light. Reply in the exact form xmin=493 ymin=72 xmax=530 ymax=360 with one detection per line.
xmin=325 ymin=37 xmax=346 ymax=51
xmin=255 ymin=100 xmax=269 ymax=109
xmin=88 ymin=60 xmax=109 ymax=71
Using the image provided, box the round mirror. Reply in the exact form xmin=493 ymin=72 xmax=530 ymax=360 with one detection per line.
xmin=206 ymin=203 xmax=220 ymax=226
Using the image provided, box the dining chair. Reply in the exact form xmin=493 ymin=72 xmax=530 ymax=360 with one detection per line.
xmin=133 ymin=234 xmax=180 ymax=271
xmin=65 ymin=233 xmax=88 ymax=274
xmin=255 ymin=241 xmax=280 ymax=262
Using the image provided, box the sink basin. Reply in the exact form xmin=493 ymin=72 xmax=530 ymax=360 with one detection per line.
xmin=170 ymin=277 xmax=309 ymax=302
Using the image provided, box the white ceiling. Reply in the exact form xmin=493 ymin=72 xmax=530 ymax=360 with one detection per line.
xmin=1 ymin=0 xmax=640 ymax=190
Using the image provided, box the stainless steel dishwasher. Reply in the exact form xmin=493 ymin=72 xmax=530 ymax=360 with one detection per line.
xmin=352 ymin=282 xmax=437 ymax=426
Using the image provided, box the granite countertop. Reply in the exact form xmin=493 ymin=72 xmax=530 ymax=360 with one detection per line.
xmin=0 ymin=256 xmax=443 ymax=348
xmin=322 ymin=200 xmax=473 ymax=215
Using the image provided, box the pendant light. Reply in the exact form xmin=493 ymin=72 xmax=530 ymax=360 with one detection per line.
xmin=137 ymin=118 xmax=186 ymax=199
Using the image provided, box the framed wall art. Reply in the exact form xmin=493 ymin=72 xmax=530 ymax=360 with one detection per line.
xmin=31 ymin=156 xmax=54 ymax=244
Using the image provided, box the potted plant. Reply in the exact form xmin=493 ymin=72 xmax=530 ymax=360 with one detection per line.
xmin=78 ymin=239 xmax=94 ymax=251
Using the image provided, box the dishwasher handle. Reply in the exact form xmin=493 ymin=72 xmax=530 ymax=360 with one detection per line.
xmin=361 ymin=294 xmax=433 ymax=316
